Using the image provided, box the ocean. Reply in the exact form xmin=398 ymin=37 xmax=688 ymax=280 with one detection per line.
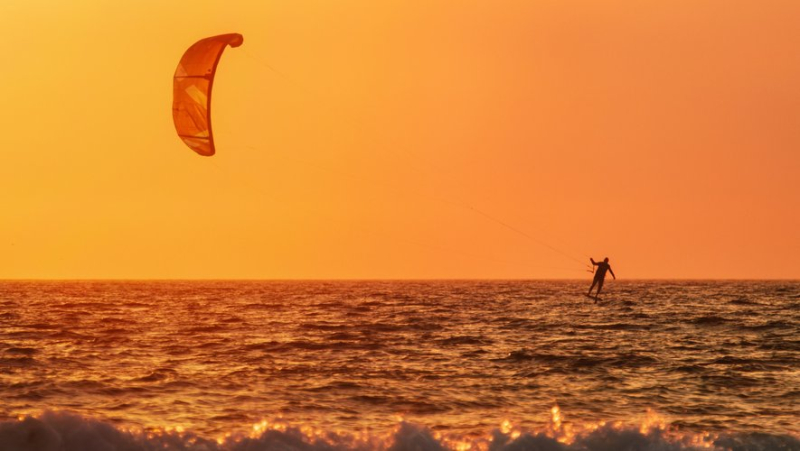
xmin=0 ymin=280 xmax=798 ymax=450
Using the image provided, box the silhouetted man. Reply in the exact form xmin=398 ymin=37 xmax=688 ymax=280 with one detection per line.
xmin=588 ymin=257 xmax=615 ymax=299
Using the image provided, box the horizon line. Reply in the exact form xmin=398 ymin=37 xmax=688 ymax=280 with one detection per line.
xmin=0 ymin=277 xmax=797 ymax=282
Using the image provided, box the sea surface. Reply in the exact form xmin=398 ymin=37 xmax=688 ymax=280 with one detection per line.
xmin=0 ymin=280 xmax=798 ymax=450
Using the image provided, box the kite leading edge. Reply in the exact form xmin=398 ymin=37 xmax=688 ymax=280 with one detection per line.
xmin=172 ymin=33 xmax=243 ymax=156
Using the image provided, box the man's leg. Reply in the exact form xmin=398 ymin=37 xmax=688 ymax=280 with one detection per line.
xmin=596 ymin=279 xmax=604 ymax=297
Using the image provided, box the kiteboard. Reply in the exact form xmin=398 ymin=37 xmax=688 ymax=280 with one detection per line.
xmin=584 ymin=294 xmax=601 ymax=302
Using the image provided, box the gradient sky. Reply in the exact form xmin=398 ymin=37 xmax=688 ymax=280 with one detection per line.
xmin=1 ymin=0 xmax=798 ymax=279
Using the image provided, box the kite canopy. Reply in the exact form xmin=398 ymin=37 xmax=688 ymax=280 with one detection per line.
xmin=172 ymin=33 xmax=243 ymax=156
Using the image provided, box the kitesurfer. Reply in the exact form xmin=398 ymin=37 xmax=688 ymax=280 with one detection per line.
xmin=588 ymin=257 xmax=615 ymax=300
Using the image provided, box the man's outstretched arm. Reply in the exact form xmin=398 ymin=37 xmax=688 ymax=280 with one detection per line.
xmin=609 ymin=267 xmax=616 ymax=280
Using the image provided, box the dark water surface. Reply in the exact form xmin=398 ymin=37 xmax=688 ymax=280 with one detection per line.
xmin=0 ymin=280 xmax=798 ymax=450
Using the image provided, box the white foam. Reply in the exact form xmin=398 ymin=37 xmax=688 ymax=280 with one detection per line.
xmin=0 ymin=411 xmax=797 ymax=451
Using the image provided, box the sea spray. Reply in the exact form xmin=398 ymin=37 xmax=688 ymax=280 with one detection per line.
xmin=1 ymin=410 xmax=798 ymax=451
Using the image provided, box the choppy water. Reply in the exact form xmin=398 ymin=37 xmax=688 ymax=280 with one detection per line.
xmin=0 ymin=280 xmax=798 ymax=450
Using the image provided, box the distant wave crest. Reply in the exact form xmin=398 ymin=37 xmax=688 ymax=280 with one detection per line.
xmin=0 ymin=411 xmax=798 ymax=451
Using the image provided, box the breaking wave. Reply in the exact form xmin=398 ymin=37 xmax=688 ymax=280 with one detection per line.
xmin=0 ymin=410 xmax=797 ymax=451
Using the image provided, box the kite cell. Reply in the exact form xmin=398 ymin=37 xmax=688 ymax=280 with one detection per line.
xmin=172 ymin=33 xmax=243 ymax=156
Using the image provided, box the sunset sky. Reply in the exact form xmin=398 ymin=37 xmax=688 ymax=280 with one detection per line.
xmin=1 ymin=0 xmax=798 ymax=279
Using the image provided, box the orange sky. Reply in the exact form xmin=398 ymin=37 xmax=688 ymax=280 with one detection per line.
xmin=1 ymin=1 xmax=798 ymax=279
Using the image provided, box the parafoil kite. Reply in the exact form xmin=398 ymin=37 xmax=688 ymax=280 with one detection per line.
xmin=172 ymin=33 xmax=243 ymax=156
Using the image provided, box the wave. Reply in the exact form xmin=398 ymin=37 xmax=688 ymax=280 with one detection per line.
xmin=0 ymin=410 xmax=797 ymax=451
xmin=691 ymin=315 xmax=730 ymax=326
